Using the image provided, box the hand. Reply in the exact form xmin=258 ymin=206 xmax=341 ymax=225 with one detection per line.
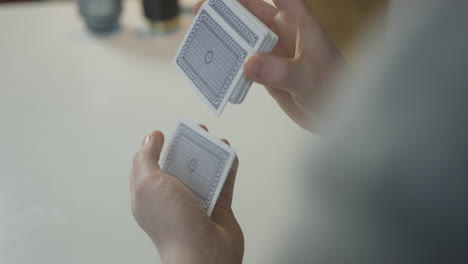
xmin=130 ymin=128 xmax=243 ymax=264
xmin=194 ymin=0 xmax=345 ymax=132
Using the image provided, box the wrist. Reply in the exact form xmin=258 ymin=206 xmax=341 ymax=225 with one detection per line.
xmin=158 ymin=236 xmax=242 ymax=264
xmin=160 ymin=244 xmax=219 ymax=264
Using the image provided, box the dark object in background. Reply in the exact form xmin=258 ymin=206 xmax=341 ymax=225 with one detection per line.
xmin=142 ymin=0 xmax=179 ymax=33
xmin=78 ymin=0 xmax=122 ymax=34
xmin=0 ymin=0 xmax=41 ymax=3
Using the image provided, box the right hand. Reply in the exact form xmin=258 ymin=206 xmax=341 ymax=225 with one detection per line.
xmin=194 ymin=0 xmax=345 ymax=132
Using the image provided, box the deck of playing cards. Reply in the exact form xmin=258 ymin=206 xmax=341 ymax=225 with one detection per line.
xmin=161 ymin=118 xmax=237 ymax=216
xmin=174 ymin=0 xmax=278 ymax=116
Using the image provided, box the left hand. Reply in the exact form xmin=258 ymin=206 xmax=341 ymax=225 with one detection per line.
xmin=130 ymin=128 xmax=243 ymax=264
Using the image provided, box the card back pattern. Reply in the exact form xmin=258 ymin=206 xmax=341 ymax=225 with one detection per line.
xmin=176 ymin=10 xmax=247 ymax=110
xmin=208 ymin=0 xmax=259 ymax=47
xmin=162 ymin=124 xmax=231 ymax=211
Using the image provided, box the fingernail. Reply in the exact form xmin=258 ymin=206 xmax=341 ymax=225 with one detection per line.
xmin=142 ymin=135 xmax=151 ymax=146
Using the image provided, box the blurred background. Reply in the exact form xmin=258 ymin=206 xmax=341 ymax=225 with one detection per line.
xmin=0 ymin=0 xmax=388 ymax=57
xmin=0 ymin=0 xmax=387 ymax=263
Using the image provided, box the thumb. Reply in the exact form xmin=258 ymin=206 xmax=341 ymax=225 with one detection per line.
xmin=244 ymin=54 xmax=307 ymax=93
xmin=138 ymin=131 xmax=165 ymax=170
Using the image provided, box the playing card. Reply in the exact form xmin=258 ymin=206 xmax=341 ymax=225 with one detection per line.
xmin=174 ymin=9 xmax=248 ymax=116
xmin=208 ymin=0 xmax=260 ymax=48
xmin=212 ymin=0 xmax=277 ymax=105
xmin=173 ymin=0 xmax=278 ymax=115
xmin=161 ymin=118 xmax=237 ymax=216
xmin=217 ymin=0 xmax=269 ymax=46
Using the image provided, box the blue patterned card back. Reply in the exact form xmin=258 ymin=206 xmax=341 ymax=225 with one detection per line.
xmin=175 ymin=10 xmax=247 ymax=110
xmin=162 ymin=122 xmax=231 ymax=212
xmin=209 ymin=0 xmax=259 ymax=47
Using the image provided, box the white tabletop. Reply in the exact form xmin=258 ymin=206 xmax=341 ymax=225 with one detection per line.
xmin=0 ymin=1 xmax=310 ymax=263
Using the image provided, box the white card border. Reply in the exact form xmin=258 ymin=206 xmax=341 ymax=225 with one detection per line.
xmin=173 ymin=3 xmax=251 ymax=116
xmin=160 ymin=117 xmax=237 ymax=216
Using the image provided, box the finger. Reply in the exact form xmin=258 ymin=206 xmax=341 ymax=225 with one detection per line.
xmin=238 ymin=0 xmax=279 ymax=28
xmin=133 ymin=131 xmax=165 ymax=181
xmin=212 ymin=156 xmax=239 ymax=219
xmin=141 ymin=134 xmax=150 ymax=146
xmin=130 ymin=168 xmax=135 ymax=193
xmin=274 ymin=9 xmax=299 ymax=56
xmin=220 ymin=139 xmax=234 ymax=202
xmin=141 ymin=131 xmax=165 ymax=164
xmin=273 ymin=0 xmax=314 ymax=22
xmin=273 ymin=0 xmax=337 ymax=62
xmin=129 ymin=169 xmax=136 ymax=214
xmin=272 ymin=0 xmax=318 ymax=46
xmin=193 ymin=0 xmax=204 ymax=15
xmin=198 ymin=124 xmax=209 ymax=132
xmin=221 ymin=139 xmax=230 ymax=146
xmin=297 ymin=21 xmax=341 ymax=69
xmin=244 ymin=53 xmax=314 ymax=92
xmin=224 ymin=157 xmax=239 ymax=205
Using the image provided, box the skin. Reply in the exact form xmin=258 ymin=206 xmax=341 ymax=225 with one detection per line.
xmin=131 ymin=129 xmax=243 ymax=264
xmin=195 ymin=0 xmax=344 ymax=131
xmin=131 ymin=1 xmax=345 ymax=263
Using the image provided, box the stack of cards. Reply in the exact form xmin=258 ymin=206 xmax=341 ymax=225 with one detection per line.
xmin=174 ymin=0 xmax=278 ymax=116
xmin=161 ymin=118 xmax=237 ymax=216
